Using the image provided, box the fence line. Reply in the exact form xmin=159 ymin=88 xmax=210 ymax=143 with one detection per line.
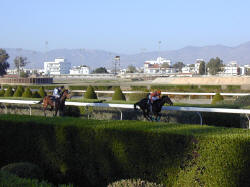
xmin=0 ymin=99 xmax=249 ymax=128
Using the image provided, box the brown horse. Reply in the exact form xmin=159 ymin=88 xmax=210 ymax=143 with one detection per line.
xmin=38 ymin=89 xmax=71 ymax=117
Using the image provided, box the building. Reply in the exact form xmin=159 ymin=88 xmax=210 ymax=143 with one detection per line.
xmin=44 ymin=58 xmax=71 ymax=75
xmin=222 ymin=61 xmax=239 ymax=76
xmin=69 ymin=65 xmax=90 ymax=75
xmin=144 ymin=57 xmax=175 ymax=74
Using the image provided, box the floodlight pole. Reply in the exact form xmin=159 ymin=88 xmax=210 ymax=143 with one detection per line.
xmin=114 ymin=56 xmax=120 ymax=75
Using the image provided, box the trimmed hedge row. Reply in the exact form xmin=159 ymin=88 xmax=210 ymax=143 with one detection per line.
xmin=0 ymin=115 xmax=249 ymax=187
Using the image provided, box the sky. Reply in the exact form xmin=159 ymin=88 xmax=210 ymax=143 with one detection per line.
xmin=1 ymin=0 xmax=250 ymax=54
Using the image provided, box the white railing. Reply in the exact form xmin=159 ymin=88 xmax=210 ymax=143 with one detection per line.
xmin=0 ymin=99 xmax=249 ymax=128
xmin=71 ymin=90 xmax=250 ymax=97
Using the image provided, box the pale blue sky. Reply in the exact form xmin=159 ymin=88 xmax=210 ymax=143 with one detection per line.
xmin=1 ymin=0 xmax=250 ymax=54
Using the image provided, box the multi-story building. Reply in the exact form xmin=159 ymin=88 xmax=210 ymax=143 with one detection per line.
xmin=144 ymin=57 xmax=175 ymax=74
xmin=69 ymin=65 xmax=90 ymax=75
xmin=44 ymin=58 xmax=71 ymax=75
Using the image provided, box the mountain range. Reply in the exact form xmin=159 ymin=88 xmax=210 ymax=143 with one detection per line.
xmin=3 ymin=41 xmax=250 ymax=69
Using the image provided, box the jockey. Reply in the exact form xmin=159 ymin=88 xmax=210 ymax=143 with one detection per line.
xmin=148 ymin=90 xmax=161 ymax=112
xmin=53 ymin=86 xmax=64 ymax=99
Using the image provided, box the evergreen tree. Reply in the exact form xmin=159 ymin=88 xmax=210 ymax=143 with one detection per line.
xmin=38 ymin=87 xmax=46 ymax=98
xmin=84 ymin=85 xmax=97 ymax=99
xmin=13 ymin=86 xmax=25 ymax=97
xmin=112 ymin=87 xmax=126 ymax=101
xmin=22 ymin=87 xmax=33 ymax=98
xmin=4 ymin=86 xmax=14 ymax=97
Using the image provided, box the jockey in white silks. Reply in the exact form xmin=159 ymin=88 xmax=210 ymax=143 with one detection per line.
xmin=53 ymin=86 xmax=64 ymax=99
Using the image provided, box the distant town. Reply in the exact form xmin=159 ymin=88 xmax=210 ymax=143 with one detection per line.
xmin=5 ymin=56 xmax=250 ymax=79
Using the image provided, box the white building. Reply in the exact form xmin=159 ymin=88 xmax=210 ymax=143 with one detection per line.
xmin=44 ymin=58 xmax=71 ymax=75
xmin=70 ymin=65 xmax=90 ymax=75
xmin=144 ymin=57 xmax=175 ymax=74
xmin=222 ymin=61 xmax=239 ymax=76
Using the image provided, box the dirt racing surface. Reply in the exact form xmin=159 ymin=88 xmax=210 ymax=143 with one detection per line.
xmin=152 ymin=76 xmax=250 ymax=85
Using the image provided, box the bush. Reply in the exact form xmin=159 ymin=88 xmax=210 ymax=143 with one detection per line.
xmin=68 ymin=85 xmax=88 ymax=90
xmin=1 ymin=162 xmax=43 ymax=180
xmin=234 ymin=95 xmax=250 ymax=107
xmin=38 ymin=87 xmax=47 ymax=98
xmin=112 ymin=87 xmax=126 ymax=101
xmin=4 ymin=86 xmax=14 ymax=97
xmin=84 ymin=85 xmax=97 ymax=99
xmin=22 ymin=88 xmax=33 ymax=98
xmin=226 ymin=85 xmax=241 ymax=91
xmin=13 ymin=86 xmax=25 ymax=97
xmin=32 ymin=91 xmax=41 ymax=98
xmin=108 ymin=178 xmax=164 ymax=187
xmin=200 ymin=85 xmax=222 ymax=91
xmin=93 ymin=85 xmax=113 ymax=90
xmin=0 ymin=89 xmax=5 ymax=96
xmin=211 ymin=93 xmax=224 ymax=104
xmin=0 ymin=116 xmax=250 ymax=186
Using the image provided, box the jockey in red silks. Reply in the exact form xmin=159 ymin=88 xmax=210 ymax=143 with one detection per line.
xmin=148 ymin=90 xmax=161 ymax=112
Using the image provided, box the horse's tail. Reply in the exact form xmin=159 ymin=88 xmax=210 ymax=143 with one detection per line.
xmin=134 ymin=102 xmax=138 ymax=110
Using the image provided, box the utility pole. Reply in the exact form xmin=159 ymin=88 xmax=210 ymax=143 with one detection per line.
xmin=114 ymin=56 xmax=120 ymax=75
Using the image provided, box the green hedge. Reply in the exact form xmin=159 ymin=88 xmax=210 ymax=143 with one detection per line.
xmin=0 ymin=115 xmax=249 ymax=187
xmin=151 ymin=85 xmax=199 ymax=92
xmin=200 ymin=85 xmax=222 ymax=91
xmin=68 ymin=85 xmax=88 ymax=90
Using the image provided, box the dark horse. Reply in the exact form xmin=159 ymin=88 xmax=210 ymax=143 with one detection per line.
xmin=38 ymin=89 xmax=71 ymax=117
xmin=134 ymin=95 xmax=173 ymax=121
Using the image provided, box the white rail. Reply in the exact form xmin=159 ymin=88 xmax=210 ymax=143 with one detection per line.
xmin=71 ymin=90 xmax=250 ymax=96
xmin=0 ymin=99 xmax=249 ymax=128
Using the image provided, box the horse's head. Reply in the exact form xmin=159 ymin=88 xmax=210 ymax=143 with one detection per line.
xmin=162 ymin=95 xmax=173 ymax=106
xmin=62 ymin=89 xmax=71 ymax=99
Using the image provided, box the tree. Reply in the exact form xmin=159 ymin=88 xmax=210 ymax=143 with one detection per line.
xmin=112 ymin=87 xmax=126 ymax=101
xmin=84 ymin=85 xmax=97 ymax=99
xmin=172 ymin=62 xmax=185 ymax=72
xmin=206 ymin=57 xmax=224 ymax=75
xmin=199 ymin=61 xmax=206 ymax=75
xmin=92 ymin=67 xmax=108 ymax=74
xmin=161 ymin=62 xmax=170 ymax=68
xmin=0 ymin=49 xmax=10 ymax=76
xmin=126 ymin=65 xmax=137 ymax=73
xmin=14 ymin=56 xmax=29 ymax=76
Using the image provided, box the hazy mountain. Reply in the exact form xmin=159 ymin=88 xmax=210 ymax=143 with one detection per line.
xmin=3 ymin=41 xmax=250 ymax=69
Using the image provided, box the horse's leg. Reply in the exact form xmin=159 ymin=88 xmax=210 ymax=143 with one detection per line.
xmin=43 ymin=104 xmax=47 ymax=117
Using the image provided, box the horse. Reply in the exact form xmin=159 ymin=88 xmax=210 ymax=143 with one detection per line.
xmin=38 ymin=89 xmax=71 ymax=117
xmin=134 ymin=95 xmax=173 ymax=121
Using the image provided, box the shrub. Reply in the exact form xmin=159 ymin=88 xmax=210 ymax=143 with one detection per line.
xmin=68 ymin=85 xmax=88 ymax=90
xmin=112 ymin=87 xmax=126 ymax=101
xmin=32 ymin=91 xmax=41 ymax=98
xmin=0 ymin=89 xmax=5 ymax=96
xmin=13 ymin=86 xmax=25 ymax=97
xmin=4 ymin=86 xmax=14 ymax=97
xmin=22 ymin=88 xmax=33 ymax=98
xmin=1 ymin=162 xmax=43 ymax=180
xmin=234 ymin=95 xmax=250 ymax=107
xmin=38 ymin=87 xmax=47 ymax=98
xmin=211 ymin=93 xmax=224 ymax=104
xmin=200 ymin=85 xmax=222 ymax=91
xmin=226 ymin=85 xmax=241 ymax=91
xmin=84 ymin=85 xmax=97 ymax=99
xmin=108 ymin=178 xmax=164 ymax=187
